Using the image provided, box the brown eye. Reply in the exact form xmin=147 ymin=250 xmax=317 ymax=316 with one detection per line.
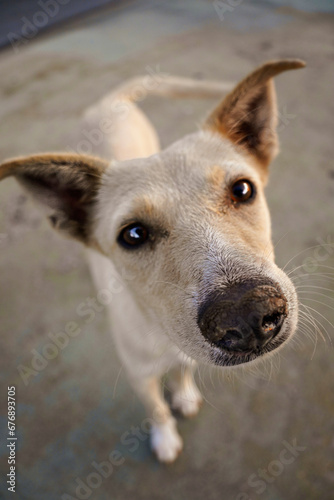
xmin=231 ymin=179 xmax=254 ymax=203
xmin=118 ymin=223 xmax=149 ymax=249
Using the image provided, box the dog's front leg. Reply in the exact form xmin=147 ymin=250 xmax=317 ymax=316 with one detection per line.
xmin=129 ymin=375 xmax=183 ymax=463
xmin=169 ymin=364 xmax=203 ymax=418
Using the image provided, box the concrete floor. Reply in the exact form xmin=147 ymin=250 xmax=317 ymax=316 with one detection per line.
xmin=0 ymin=1 xmax=333 ymax=499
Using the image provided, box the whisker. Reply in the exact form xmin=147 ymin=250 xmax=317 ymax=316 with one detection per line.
xmin=282 ymin=243 xmax=334 ymax=273
xmin=299 ymin=304 xmax=331 ymax=344
xmin=296 ymin=285 xmax=334 ymax=295
xmin=288 ymin=264 xmax=334 ymax=278
xmin=152 ymin=280 xmax=190 ymax=294
xmin=297 ymin=314 xmax=319 ymax=358
xmin=292 ymin=272 xmax=334 ymax=280
xmin=112 ymin=365 xmax=124 ymax=399
xmin=300 ymin=303 xmax=334 ymax=334
xmin=296 ymin=290 xmax=334 ymax=308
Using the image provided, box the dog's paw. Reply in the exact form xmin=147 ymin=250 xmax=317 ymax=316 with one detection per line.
xmin=151 ymin=418 xmax=183 ymax=463
xmin=171 ymin=386 xmax=203 ymax=418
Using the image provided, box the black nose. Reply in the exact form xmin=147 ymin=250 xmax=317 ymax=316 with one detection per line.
xmin=198 ymin=281 xmax=287 ymax=352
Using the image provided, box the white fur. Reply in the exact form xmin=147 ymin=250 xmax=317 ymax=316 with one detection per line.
xmin=78 ymin=76 xmax=299 ymax=462
xmin=1 ymin=72 xmax=300 ymax=463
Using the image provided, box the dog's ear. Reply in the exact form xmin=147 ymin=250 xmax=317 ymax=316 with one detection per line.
xmin=0 ymin=153 xmax=109 ymax=245
xmin=205 ymin=59 xmax=305 ymax=169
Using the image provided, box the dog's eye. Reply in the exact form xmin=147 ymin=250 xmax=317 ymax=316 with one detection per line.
xmin=118 ymin=223 xmax=149 ymax=249
xmin=231 ymin=180 xmax=254 ymax=202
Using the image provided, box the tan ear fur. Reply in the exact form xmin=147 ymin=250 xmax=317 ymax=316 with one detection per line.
xmin=205 ymin=59 xmax=306 ymax=169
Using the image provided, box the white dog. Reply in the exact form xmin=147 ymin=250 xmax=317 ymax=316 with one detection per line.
xmin=0 ymin=59 xmax=304 ymax=462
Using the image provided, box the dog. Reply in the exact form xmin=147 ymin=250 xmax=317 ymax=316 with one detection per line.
xmin=0 ymin=59 xmax=305 ymax=462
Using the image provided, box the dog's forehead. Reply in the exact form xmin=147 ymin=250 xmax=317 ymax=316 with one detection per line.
xmin=107 ymin=130 xmax=260 ymax=194
xmin=99 ymin=131 xmax=263 ymax=238
xmin=159 ymin=130 xmax=260 ymax=185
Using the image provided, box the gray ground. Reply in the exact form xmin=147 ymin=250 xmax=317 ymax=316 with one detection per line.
xmin=0 ymin=1 xmax=333 ymax=499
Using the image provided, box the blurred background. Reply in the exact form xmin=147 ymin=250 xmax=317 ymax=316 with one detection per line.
xmin=0 ymin=1 xmax=333 ymax=499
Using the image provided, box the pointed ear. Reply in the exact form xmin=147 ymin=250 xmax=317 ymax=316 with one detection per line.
xmin=205 ymin=59 xmax=305 ymax=169
xmin=0 ymin=153 xmax=109 ymax=245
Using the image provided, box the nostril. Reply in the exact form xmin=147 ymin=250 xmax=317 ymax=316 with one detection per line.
xmin=216 ymin=329 xmax=243 ymax=350
xmin=261 ymin=311 xmax=284 ymax=335
xmin=226 ymin=329 xmax=243 ymax=339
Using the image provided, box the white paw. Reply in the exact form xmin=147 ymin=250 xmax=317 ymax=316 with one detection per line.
xmin=171 ymin=387 xmax=203 ymax=418
xmin=151 ymin=418 xmax=183 ymax=463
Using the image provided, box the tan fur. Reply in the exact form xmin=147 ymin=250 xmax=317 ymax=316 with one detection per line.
xmin=0 ymin=61 xmax=305 ymax=463
xmin=205 ymin=59 xmax=305 ymax=169
xmin=206 ymin=164 xmax=226 ymax=190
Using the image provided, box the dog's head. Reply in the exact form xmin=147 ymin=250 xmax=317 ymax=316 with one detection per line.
xmin=0 ymin=60 xmax=304 ymax=367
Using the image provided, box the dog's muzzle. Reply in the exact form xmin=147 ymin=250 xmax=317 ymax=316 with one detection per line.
xmin=198 ymin=280 xmax=288 ymax=354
